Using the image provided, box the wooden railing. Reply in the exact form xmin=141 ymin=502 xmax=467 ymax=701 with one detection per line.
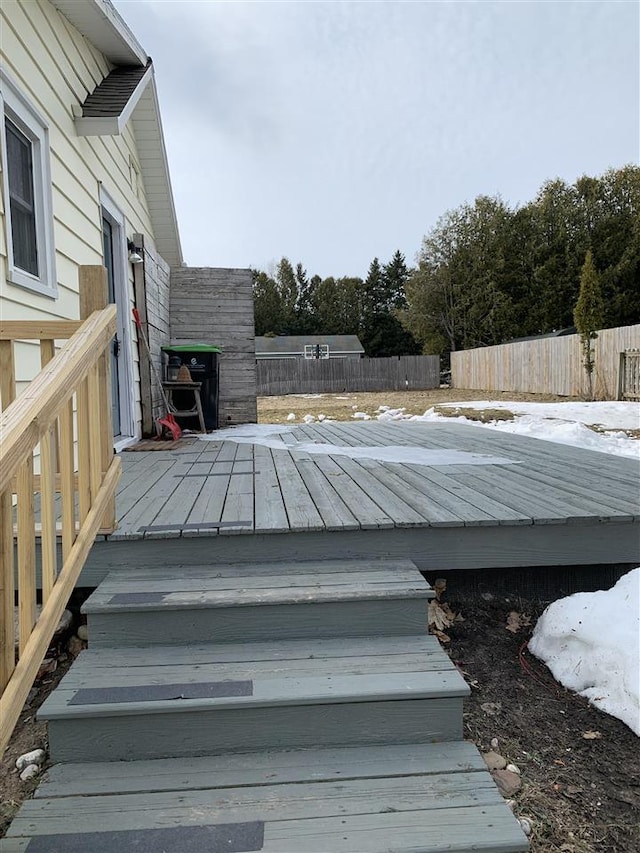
xmin=0 ymin=303 xmax=121 ymax=754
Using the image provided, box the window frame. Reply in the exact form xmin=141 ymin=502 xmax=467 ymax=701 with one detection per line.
xmin=0 ymin=70 xmax=57 ymax=298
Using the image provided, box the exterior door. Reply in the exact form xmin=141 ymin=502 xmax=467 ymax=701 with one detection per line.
xmin=99 ymin=188 xmax=135 ymax=444
xmin=102 ymin=215 xmax=122 ymax=437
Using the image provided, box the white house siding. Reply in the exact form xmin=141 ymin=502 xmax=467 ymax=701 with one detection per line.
xmin=0 ymin=0 xmax=161 ymax=440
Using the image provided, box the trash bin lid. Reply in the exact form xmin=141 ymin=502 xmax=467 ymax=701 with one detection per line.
xmin=163 ymin=344 xmax=222 ymax=353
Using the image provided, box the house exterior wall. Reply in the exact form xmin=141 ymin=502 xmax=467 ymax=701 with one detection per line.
xmin=170 ymin=267 xmax=257 ymax=426
xmin=0 ymin=0 xmax=163 ymax=441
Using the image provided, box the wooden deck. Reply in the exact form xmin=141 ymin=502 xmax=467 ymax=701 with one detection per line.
xmin=82 ymin=421 xmax=640 ymax=583
xmin=4 ymin=559 xmax=529 ymax=852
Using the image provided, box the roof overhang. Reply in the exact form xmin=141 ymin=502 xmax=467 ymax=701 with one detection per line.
xmin=51 ymin=0 xmax=147 ymax=66
xmin=74 ymin=61 xmax=153 ymax=137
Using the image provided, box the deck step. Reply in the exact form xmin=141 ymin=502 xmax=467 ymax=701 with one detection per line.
xmin=2 ymin=743 xmax=528 ymax=852
xmin=82 ymin=558 xmax=433 ymax=647
xmin=38 ymin=634 xmax=468 ymax=763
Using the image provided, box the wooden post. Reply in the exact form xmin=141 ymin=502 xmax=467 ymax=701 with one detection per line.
xmin=0 ymin=490 xmax=15 ymax=693
xmin=16 ymin=456 xmax=36 ymax=655
xmin=79 ymin=266 xmax=116 ymax=531
xmin=0 ymin=340 xmax=16 ymax=410
xmin=617 ymin=351 xmax=625 ymax=401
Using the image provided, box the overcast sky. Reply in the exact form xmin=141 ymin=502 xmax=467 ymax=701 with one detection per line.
xmin=114 ymin=0 xmax=639 ymax=278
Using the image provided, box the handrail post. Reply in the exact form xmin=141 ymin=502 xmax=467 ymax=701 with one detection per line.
xmin=0 ymin=303 xmax=121 ymax=756
xmin=79 ymin=266 xmax=116 ymax=532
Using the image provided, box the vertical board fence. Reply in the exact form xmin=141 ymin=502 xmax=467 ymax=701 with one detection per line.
xmin=620 ymin=350 xmax=640 ymax=401
xmin=451 ymin=324 xmax=640 ymax=399
xmin=257 ymin=355 xmax=440 ymax=396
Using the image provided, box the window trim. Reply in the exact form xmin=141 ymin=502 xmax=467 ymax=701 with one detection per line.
xmin=0 ymin=69 xmax=57 ymax=298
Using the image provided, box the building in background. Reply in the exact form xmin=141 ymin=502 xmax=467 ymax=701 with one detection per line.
xmin=256 ymin=335 xmax=364 ymax=361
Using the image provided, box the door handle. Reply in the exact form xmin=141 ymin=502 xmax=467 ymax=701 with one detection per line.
xmin=113 ymin=334 xmax=120 ymax=358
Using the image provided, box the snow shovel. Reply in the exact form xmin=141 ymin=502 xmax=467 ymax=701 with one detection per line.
xmin=132 ymin=308 xmax=182 ymax=441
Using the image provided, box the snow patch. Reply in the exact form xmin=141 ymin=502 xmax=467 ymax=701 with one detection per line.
xmin=411 ymin=402 xmax=639 ymax=459
xmin=529 ymin=569 xmax=640 ymax=735
xmin=292 ymin=443 xmax=518 ymax=466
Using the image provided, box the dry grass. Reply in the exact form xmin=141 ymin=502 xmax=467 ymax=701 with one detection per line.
xmin=257 ymin=388 xmax=577 ymax=424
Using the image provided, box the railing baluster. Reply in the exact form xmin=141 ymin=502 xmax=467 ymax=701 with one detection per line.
xmin=40 ymin=428 xmax=57 ymax=604
xmin=16 ymin=456 xmax=36 ymax=656
xmin=0 ymin=340 xmax=16 ymax=410
xmin=40 ymin=339 xmax=60 ymax=473
xmin=98 ymin=351 xmax=116 ymax=531
xmin=0 ymin=300 xmax=119 ymax=756
xmin=88 ymin=364 xmax=102 ymax=501
xmin=77 ymin=379 xmax=91 ymax=523
xmin=0 ymin=490 xmax=15 ymax=693
xmin=59 ymin=399 xmax=76 ymax=560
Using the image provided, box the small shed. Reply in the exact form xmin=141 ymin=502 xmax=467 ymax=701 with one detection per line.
xmin=256 ymin=335 xmax=364 ymax=361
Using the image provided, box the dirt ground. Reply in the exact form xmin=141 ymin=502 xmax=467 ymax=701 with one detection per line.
xmin=445 ymin=594 xmax=640 ymax=853
xmin=0 ymin=656 xmax=73 ymax=837
xmin=258 ymin=388 xmax=578 ymax=423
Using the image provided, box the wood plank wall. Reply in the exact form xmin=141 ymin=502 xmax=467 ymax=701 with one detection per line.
xmin=451 ymin=324 xmax=640 ymax=399
xmin=256 ymin=355 xmax=440 ymax=396
xmin=170 ymin=268 xmax=257 ymax=425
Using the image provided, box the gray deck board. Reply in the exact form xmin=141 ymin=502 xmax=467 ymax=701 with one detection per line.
xmin=401 ymin=464 xmax=533 ymax=525
xmin=36 ymin=741 xmax=485 ymax=798
xmin=310 ymin=452 xmax=396 ymax=529
xmin=78 ymin=634 xmax=444 ymax=667
xmin=144 ymin=475 xmax=207 ymax=538
xmin=9 ymin=774 xmax=504 ymax=833
xmin=82 ymin=421 xmax=639 ymax=573
xmin=292 ymin=457 xmax=361 ymax=530
xmin=42 ymin=633 xmax=464 ymax=716
xmin=100 ymin=558 xmax=422 ymax=582
xmin=58 ymin=652 xmax=454 ymax=689
xmin=271 ymin=449 xmax=325 ymax=530
xmin=2 ymin=808 xmax=527 ymax=853
xmin=329 ymin=454 xmax=430 ymax=527
xmin=253 ymin=444 xmax=290 ymax=532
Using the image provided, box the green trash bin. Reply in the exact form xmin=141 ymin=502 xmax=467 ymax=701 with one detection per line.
xmin=162 ymin=344 xmax=221 ymax=430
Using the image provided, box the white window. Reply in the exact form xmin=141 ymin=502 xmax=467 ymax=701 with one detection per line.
xmin=0 ymin=70 xmax=56 ymax=297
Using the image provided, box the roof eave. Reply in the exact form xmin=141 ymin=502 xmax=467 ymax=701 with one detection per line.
xmin=74 ymin=63 xmax=153 ymax=137
xmin=51 ymin=0 xmax=147 ymax=66
xmin=132 ymin=76 xmax=184 ymax=267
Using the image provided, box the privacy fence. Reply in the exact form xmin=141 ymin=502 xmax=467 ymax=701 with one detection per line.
xmin=257 ymin=355 xmax=440 ymax=396
xmin=451 ymin=324 xmax=640 ymax=400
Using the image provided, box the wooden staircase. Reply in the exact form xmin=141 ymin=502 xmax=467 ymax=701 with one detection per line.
xmin=2 ymin=559 xmax=529 ymax=852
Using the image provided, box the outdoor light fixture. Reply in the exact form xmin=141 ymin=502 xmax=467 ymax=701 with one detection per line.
xmin=127 ymin=240 xmax=143 ymax=265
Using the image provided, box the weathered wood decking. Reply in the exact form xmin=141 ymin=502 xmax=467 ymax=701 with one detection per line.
xmin=82 ymin=420 xmax=640 ymax=583
xmin=4 ymin=559 xmax=529 ymax=852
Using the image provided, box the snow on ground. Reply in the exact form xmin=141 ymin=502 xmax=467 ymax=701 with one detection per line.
xmin=409 ymin=401 xmax=639 ymax=459
xmin=427 ymin=401 xmax=640 ymax=430
xmin=529 ymin=569 xmax=640 ymax=735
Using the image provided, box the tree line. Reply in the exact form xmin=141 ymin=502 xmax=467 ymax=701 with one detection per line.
xmin=253 ymin=251 xmax=420 ymax=357
xmin=253 ymin=165 xmax=639 ymax=356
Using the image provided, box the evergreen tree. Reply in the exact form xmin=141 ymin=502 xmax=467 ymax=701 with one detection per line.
xmin=252 ymin=269 xmax=282 ymax=335
xmin=275 ymin=258 xmax=298 ymax=333
xmin=574 ymin=249 xmax=604 ymax=400
xmin=381 ymin=250 xmax=410 ymax=310
xmin=361 ymin=257 xmax=385 ymax=317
